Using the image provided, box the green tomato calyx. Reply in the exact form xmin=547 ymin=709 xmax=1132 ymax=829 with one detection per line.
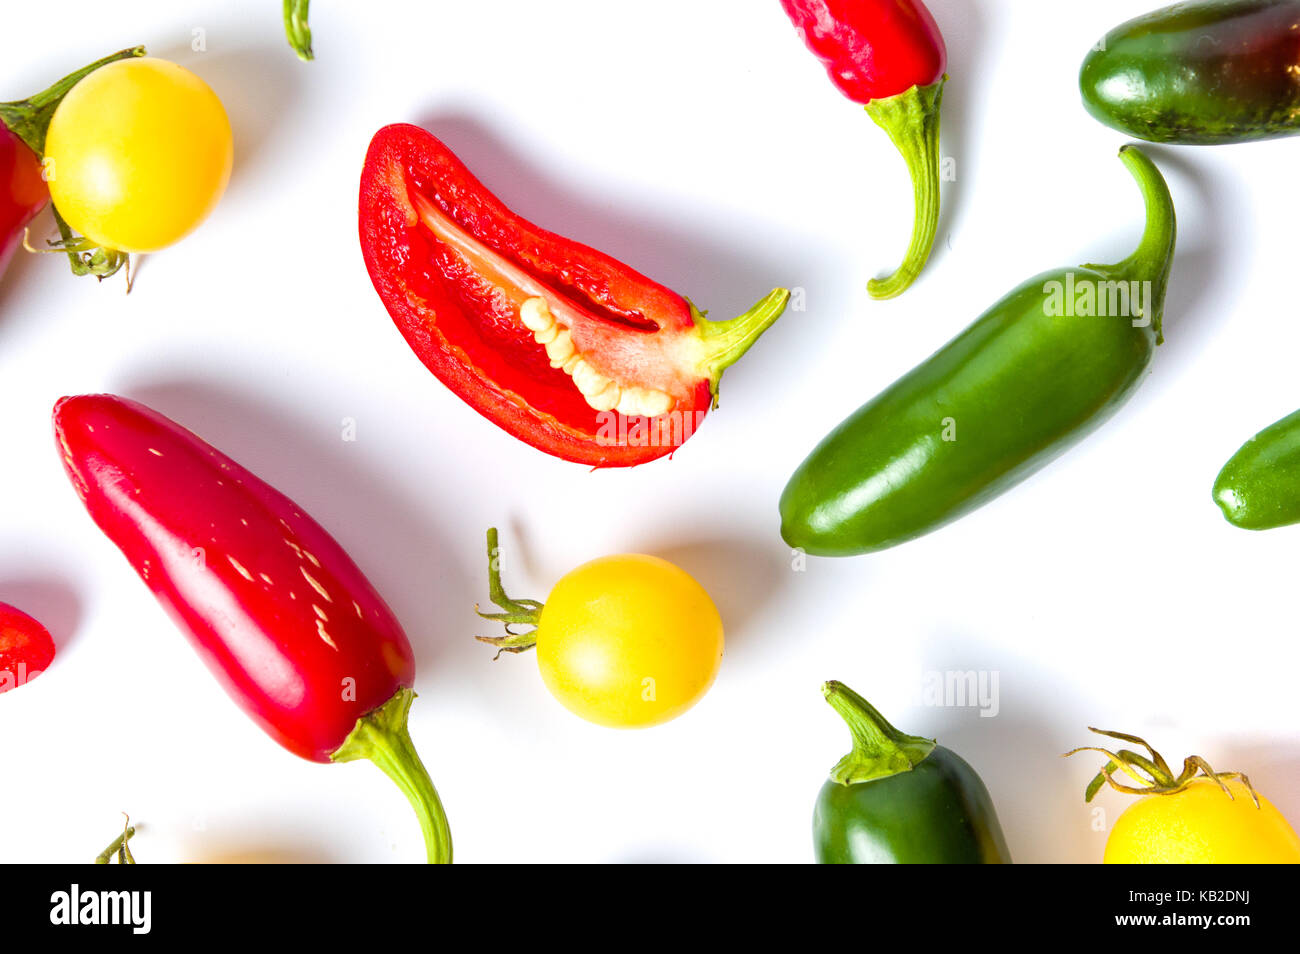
xmin=476 ymin=527 xmax=544 ymax=656
xmin=823 ymin=680 xmax=936 ymax=786
xmin=1064 ymin=727 xmax=1259 ymax=808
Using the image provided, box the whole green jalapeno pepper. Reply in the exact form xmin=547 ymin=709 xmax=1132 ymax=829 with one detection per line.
xmin=1214 ymin=408 xmax=1300 ymax=530
xmin=813 ymin=681 xmax=1011 ymax=864
xmin=1081 ymin=1 xmax=1300 ymax=145
xmin=780 ymin=145 xmax=1175 ymax=557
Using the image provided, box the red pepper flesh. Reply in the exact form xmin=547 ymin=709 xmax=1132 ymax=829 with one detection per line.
xmin=0 ymin=48 xmax=144 ymax=282
xmin=0 ymin=602 xmax=56 ymax=694
xmin=780 ymin=0 xmax=948 ymax=299
xmin=54 ymin=394 xmax=451 ymax=862
xmin=359 ymin=124 xmax=789 ymax=468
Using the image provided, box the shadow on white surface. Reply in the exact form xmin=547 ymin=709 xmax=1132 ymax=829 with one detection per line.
xmin=1135 ymin=144 xmax=1239 ymax=375
xmin=120 ymin=378 xmax=470 ymax=672
xmin=0 ymin=575 xmax=83 ymax=654
xmin=647 ymin=537 xmax=787 ymax=656
xmin=154 ymin=39 xmax=307 ymax=195
xmin=927 ymin=0 xmax=986 ymax=256
xmin=409 ymin=111 xmax=805 ymax=337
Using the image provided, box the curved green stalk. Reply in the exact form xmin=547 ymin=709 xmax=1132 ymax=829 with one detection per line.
xmin=1083 ymin=144 xmax=1177 ymax=344
xmin=865 ymin=77 xmax=946 ymax=300
xmin=694 ymin=287 xmax=790 ymax=407
xmin=284 ymin=0 xmax=314 ymax=61
xmin=823 ymin=681 xmax=935 ymax=785
xmin=332 ymin=688 xmax=453 ymax=863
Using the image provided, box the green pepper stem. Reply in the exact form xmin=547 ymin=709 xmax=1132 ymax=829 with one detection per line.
xmin=284 ymin=0 xmax=314 ymax=61
xmin=694 ymin=288 xmax=790 ymax=407
xmin=1084 ymin=145 xmax=1177 ymax=344
xmin=823 ymin=680 xmax=936 ymax=785
xmin=0 ymin=47 xmax=145 ymax=156
xmin=475 ymin=526 xmax=545 ymax=655
xmin=865 ymin=77 xmax=946 ymax=300
xmin=331 ymin=688 xmax=453 ymax=864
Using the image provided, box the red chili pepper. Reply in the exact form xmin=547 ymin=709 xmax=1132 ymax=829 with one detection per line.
xmin=54 ymin=394 xmax=452 ymax=863
xmin=780 ymin=0 xmax=947 ymax=299
xmin=359 ymin=124 xmax=790 ymax=468
xmin=0 ymin=48 xmax=143 ymax=282
xmin=0 ymin=603 xmax=55 ymax=694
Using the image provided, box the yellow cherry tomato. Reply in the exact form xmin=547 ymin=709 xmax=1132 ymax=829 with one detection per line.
xmin=535 ymin=555 xmax=723 ymax=727
xmin=1104 ymin=778 xmax=1300 ymax=864
xmin=44 ymin=58 xmax=232 ymax=253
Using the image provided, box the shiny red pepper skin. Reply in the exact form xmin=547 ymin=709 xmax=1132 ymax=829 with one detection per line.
xmin=55 ymin=394 xmax=452 ymax=862
xmin=54 ymin=394 xmax=413 ymax=760
xmin=359 ymin=124 xmax=788 ymax=468
xmin=780 ymin=0 xmax=947 ymax=103
xmin=0 ymin=602 xmax=56 ymax=694
xmin=0 ymin=126 xmax=47 ymax=278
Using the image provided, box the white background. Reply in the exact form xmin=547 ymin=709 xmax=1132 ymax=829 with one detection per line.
xmin=2 ymin=0 xmax=1297 ymax=864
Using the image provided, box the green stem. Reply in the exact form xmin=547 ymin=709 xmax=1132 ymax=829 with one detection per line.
xmin=284 ymin=0 xmax=314 ymax=61
xmin=1083 ymin=145 xmax=1177 ymax=344
xmin=331 ymin=688 xmax=452 ymax=864
xmin=0 ymin=47 xmax=145 ymax=155
xmin=694 ymin=287 xmax=790 ymax=407
xmin=865 ymin=77 xmax=946 ymax=300
xmin=822 ymin=681 xmax=935 ymax=785
xmin=475 ymin=527 xmax=544 ymax=655
xmin=95 ymin=825 xmax=137 ymax=864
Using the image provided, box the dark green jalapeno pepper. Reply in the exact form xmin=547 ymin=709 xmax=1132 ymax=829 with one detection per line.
xmin=1214 ymin=408 xmax=1300 ymax=530
xmin=813 ymin=682 xmax=1011 ymax=864
xmin=780 ymin=146 xmax=1175 ymax=557
xmin=1081 ymin=1 xmax=1300 ymax=145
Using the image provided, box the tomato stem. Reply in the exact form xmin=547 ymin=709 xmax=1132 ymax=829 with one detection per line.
xmin=331 ymin=688 xmax=453 ymax=863
xmin=475 ymin=527 xmax=544 ymax=655
xmin=94 ymin=818 xmax=137 ymax=864
xmin=0 ymin=47 xmax=145 ymax=156
xmin=26 ymin=206 xmax=130 ymax=283
xmin=1064 ymin=727 xmax=1259 ymax=807
xmin=865 ymin=77 xmax=946 ymax=300
xmin=823 ymin=681 xmax=936 ymax=786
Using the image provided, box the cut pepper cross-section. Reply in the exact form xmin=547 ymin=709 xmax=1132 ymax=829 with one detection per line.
xmin=359 ymin=124 xmax=789 ymax=468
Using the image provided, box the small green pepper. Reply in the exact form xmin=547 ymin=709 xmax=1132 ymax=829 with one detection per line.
xmin=813 ymin=682 xmax=1011 ymax=864
xmin=1081 ymin=0 xmax=1300 ymax=145
xmin=1214 ymin=408 xmax=1300 ymax=530
xmin=780 ymin=146 xmax=1175 ymax=556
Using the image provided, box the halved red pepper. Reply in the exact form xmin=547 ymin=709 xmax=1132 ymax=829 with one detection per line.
xmin=55 ymin=394 xmax=451 ymax=863
xmin=358 ymin=124 xmax=790 ymax=468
